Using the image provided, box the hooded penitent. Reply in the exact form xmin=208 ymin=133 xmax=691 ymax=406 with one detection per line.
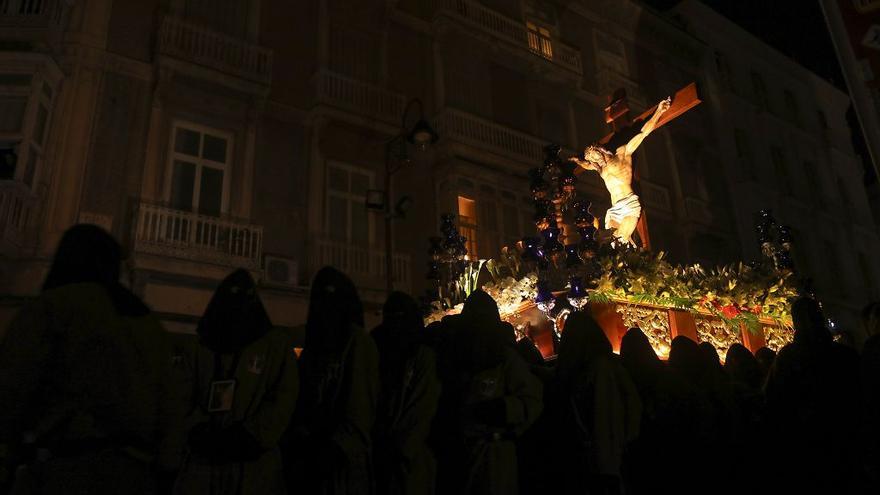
xmin=620 ymin=327 xmax=662 ymax=388
xmin=373 ymin=291 xmax=423 ymax=393
xmin=288 ymin=266 xmax=377 ymax=495
xmin=725 ymin=343 xmax=762 ymax=390
xmin=453 ymin=290 xmax=509 ymax=374
xmin=554 ymin=311 xmax=641 ymax=483
xmin=1 ymin=224 xmax=182 ymax=494
xmin=791 ymin=297 xmax=832 ymax=349
xmin=43 ymin=224 xmax=122 ymax=291
xmin=372 ymin=292 xmax=441 ymax=495
xmin=668 ymin=336 xmax=705 ymax=384
xmin=197 ymin=268 xmax=272 ymax=354
xmin=556 ymin=311 xmax=613 ymax=386
xmin=42 ymin=224 xmax=149 ymax=317
xmin=305 ymin=266 xmax=364 ymax=355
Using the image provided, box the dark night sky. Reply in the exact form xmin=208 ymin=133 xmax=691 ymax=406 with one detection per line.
xmin=645 ymin=0 xmax=846 ymax=88
xmin=644 ymin=0 xmax=876 ymax=182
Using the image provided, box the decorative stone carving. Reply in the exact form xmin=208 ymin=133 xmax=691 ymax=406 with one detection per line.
xmin=763 ymin=325 xmax=794 ymax=352
xmin=695 ymin=316 xmax=741 ymax=361
xmin=617 ymin=304 xmax=672 ymax=357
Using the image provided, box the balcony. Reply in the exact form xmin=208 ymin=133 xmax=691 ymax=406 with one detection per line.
xmin=156 ymin=16 xmax=273 ymax=85
xmin=0 ymin=0 xmax=66 ymax=28
xmin=684 ymin=196 xmax=713 ymax=225
xmin=639 ymin=179 xmax=672 ymax=211
xmin=313 ymin=69 xmax=407 ymax=124
xmin=431 ymin=0 xmax=582 ymax=76
xmin=132 ymin=202 xmax=263 ymax=270
xmin=596 ymin=69 xmax=647 ymax=108
xmin=434 ymin=107 xmax=548 ymax=165
xmin=0 ymin=180 xmax=36 ymax=250
xmin=311 ymin=237 xmax=411 ymax=292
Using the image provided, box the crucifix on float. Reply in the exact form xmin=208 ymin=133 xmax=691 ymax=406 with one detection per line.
xmin=571 ymin=83 xmax=702 ymax=248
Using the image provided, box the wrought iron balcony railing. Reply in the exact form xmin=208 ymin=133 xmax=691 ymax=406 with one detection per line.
xmin=311 ymin=237 xmax=411 ymax=291
xmin=431 ymin=0 xmax=582 ymax=75
xmin=157 ymin=16 xmax=273 ymax=85
xmin=0 ymin=0 xmax=66 ymax=28
xmin=313 ymin=69 xmax=407 ymax=124
xmin=133 ymin=202 xmax=263 ymax=270
xmin=433 ymin=107 xmax=547 ymax=165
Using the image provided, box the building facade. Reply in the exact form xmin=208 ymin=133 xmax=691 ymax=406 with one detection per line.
xmin=821 ymin=0 xmax=880 ymax=228
xmin=0 ymin=0 xmax=877 ymax=338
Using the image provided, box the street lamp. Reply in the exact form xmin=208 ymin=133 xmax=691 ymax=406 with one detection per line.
xmin=376 ymin=98 xmax=438 ymax=293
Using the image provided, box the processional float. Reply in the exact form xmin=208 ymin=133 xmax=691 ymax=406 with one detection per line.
xmin=425 ymin=83 xmax=799 ymax=361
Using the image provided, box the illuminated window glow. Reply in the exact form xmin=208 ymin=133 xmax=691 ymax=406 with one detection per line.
xmin=457 ymin=195 xmax=478 ymax=259
xmin=527 ymin=22 xmax=553 ymax=60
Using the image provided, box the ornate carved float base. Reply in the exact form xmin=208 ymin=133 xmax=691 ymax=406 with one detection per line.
xmin=509 ymin=301 xmax=792 ymax=361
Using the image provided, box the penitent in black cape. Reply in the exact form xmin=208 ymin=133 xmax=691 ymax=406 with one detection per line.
xmin=196 ymin=268 xmax=272 ymax=353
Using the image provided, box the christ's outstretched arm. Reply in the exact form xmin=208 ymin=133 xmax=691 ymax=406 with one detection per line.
xmin=570 ymin=157 xmax=601 ymax=173
xmin=624 ymin=96 xmax=672 ymax=156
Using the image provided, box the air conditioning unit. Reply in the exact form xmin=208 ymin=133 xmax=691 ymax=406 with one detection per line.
xmin=263 ymin=255 xmax=298 ymax=287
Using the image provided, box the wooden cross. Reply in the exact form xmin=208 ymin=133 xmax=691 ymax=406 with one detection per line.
xmin=575 ymin=82 xmax=702 ymax=250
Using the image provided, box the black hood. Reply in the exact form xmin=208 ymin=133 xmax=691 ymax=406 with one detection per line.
xmin=43 ymin=224 xmax=150 ymax=317
xmin=725 ymin=343 xmax=762 ymax=389
xmin=379 ymin=291 xmax=423 ymax=334
xmin=791 ymin=297 xmax=832 ymax=349
xmin=197 ymin=269 xmax=272 ymax=353
xmin=43 ymin=224 xmax=122 ymax=292
xmin=373 ymin=291 xmax=423 ymax=356
xmin=373 ymin=291 xmax=424 ymax=392
xmin=668 ymin=336 xmax=704 ymax=383
xmin=453 ymin=290 xmax=507 ymax=372
xmin=305 ymin=266 xmax=364 ymax=354
xmin=557 ymin=311 xmax=612 ymax=385
xmin=620 ymin=327 xmax=661 ymax=381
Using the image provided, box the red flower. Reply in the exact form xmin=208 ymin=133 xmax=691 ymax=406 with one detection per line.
xmin=721 ymin=304 xmax=741 ymax=318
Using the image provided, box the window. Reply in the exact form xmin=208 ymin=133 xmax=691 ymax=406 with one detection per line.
xmin=458 ymin=195 xmax=478 ymax=259
xmin=751 ymin=71 xmax=769 ymax=110
xmin=733 ymin=128 xmax=755 ymax=178
xmin=326 ymin=163 xmax=373 ymax=247
xmin=0 ymin=72 xmax=53 ymax=187
xmin=167 ymin=123 xmax=232 ymax=216
xmin=527 ymin=22 xmax=553 ymax=60
xmin=0 ymin=97 xmax=27 ymax=132
xmin=502 ymin=193 xmax=522 ymax=247
xmin=770 ymin=147 xmax=791 ymax=195
xmin=595 ymin=30 xmax=628 ymax=74
xmin=783 ymin=90 xmax=801 ymax=124
xmin=479 ymin=188 xmax=499 ymax=257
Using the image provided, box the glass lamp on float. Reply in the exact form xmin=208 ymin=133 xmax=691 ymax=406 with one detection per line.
xmin=541 ymin=218 xmax=565 ymax=267
xmin=568 ymin=276 xmax=589 ymax=310
xmin=565 ymin=244 xmax=582 ymax=269
xmin=535 ymin=280 xmax=555 ymax=318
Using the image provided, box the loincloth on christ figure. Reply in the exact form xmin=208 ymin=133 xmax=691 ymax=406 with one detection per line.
xmin=604 ymin=193 xmax=642 ymax=244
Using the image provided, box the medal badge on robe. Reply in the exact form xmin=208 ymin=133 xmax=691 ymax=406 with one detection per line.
xmin=248 ymin=354 xmax=266 ymax=375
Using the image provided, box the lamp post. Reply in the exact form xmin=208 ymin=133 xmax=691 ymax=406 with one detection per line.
xmin=381 ymin=98 xmax=438 ymax=294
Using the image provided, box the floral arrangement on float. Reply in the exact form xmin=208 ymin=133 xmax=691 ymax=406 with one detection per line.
xmin=423 ymin=145 xmax=800 ymax=356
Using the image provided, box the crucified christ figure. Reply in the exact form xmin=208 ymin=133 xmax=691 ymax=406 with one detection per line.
xmin=571 ymin=96 xmax=671 ymax=247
